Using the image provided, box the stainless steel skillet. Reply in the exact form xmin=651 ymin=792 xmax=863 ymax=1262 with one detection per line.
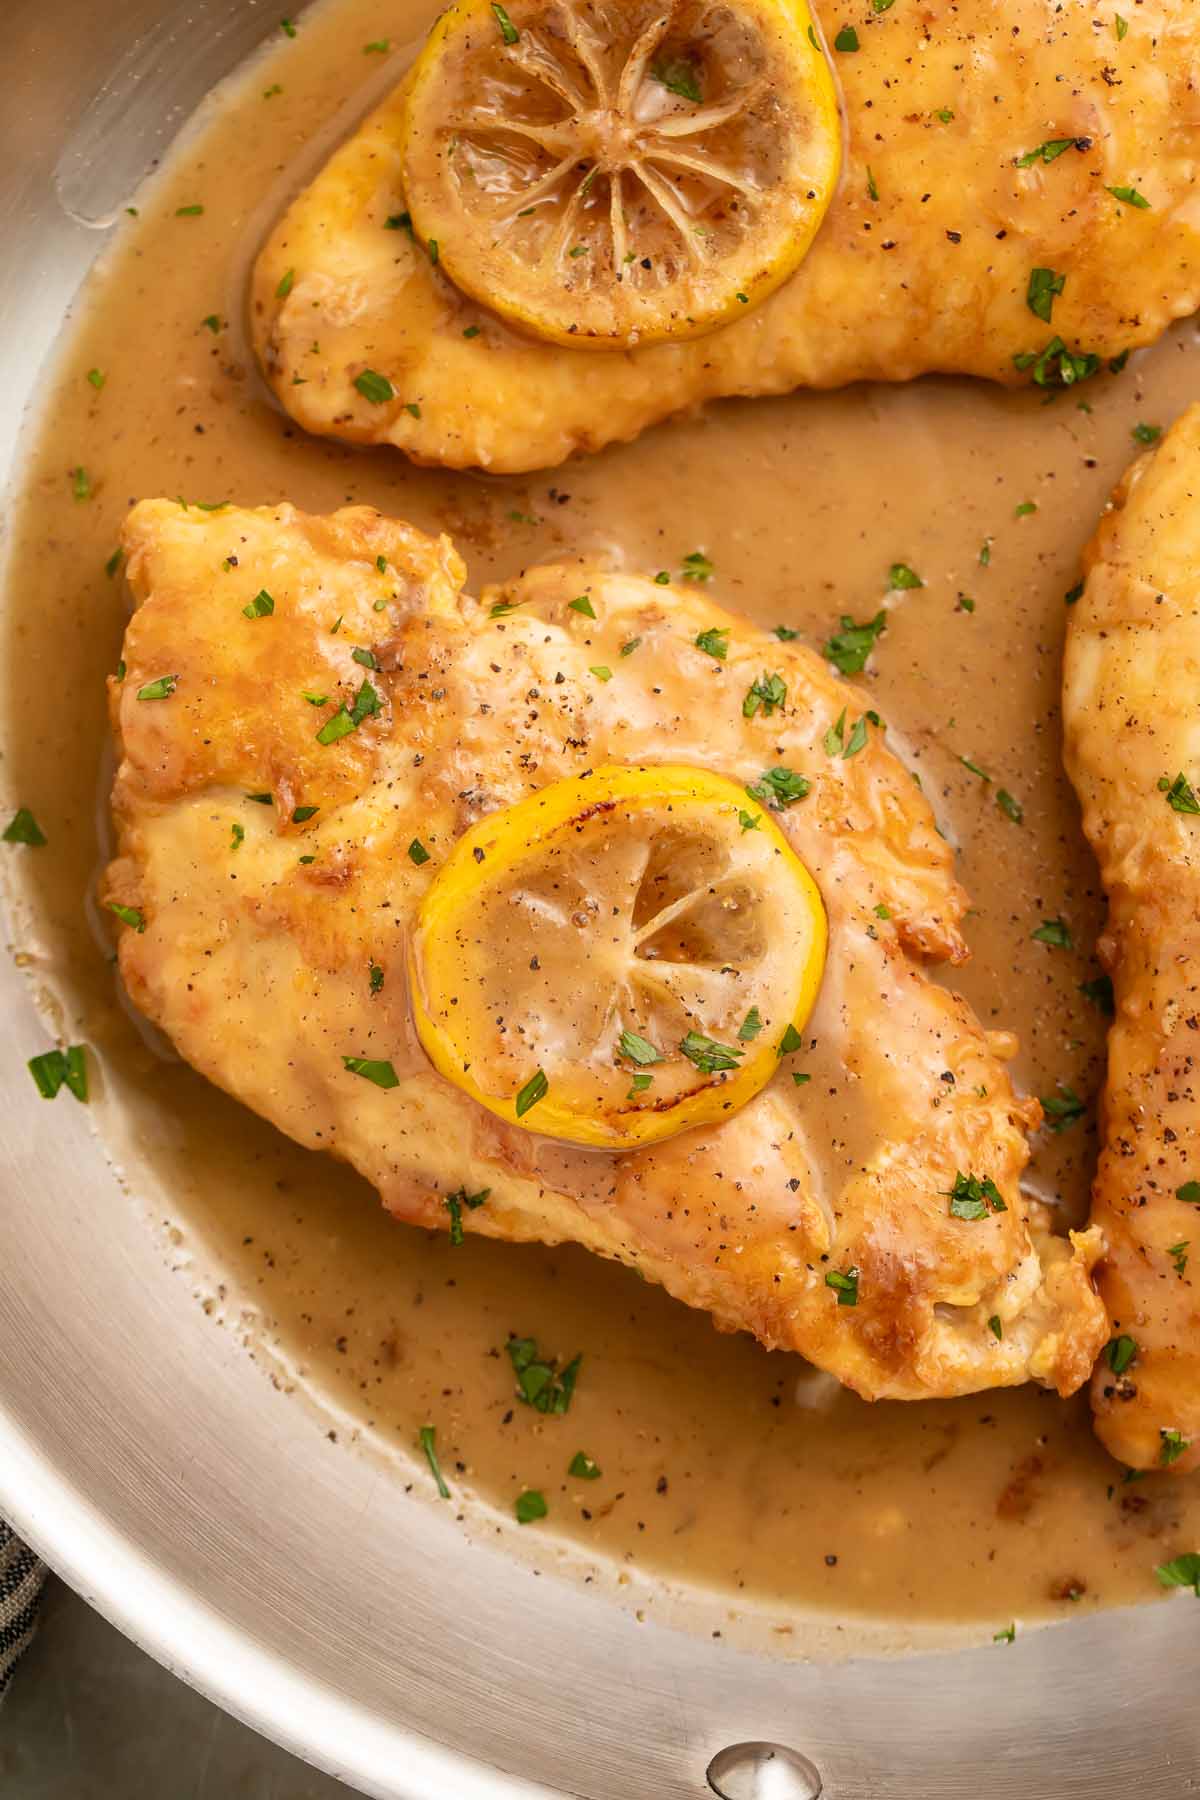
xmin=0 ymin=2 xmax=1195 ymax=1793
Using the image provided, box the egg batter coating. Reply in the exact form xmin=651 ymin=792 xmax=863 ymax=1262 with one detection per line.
xmin=251 ymin=0 xmax=1200 ymax=472
xmin=1065 ymin=405 xmax=1200 ymax=1473
xmin=106 ymin=500 xmax=1105 ymax=1401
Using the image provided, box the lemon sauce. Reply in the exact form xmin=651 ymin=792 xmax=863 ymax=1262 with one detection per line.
xmin=4 ymin=0 xmax=1200 ymax=1651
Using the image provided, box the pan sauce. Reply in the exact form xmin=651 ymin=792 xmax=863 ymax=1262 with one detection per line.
xmin=5 ymin=0 xmax=1200 ymax=1647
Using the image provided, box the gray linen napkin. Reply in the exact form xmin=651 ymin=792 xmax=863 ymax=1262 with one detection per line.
xmin=0 ymin=1520 xmax=45 ymax=1699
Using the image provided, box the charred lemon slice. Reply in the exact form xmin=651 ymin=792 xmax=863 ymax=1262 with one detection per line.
xmin=409 ymin=765 xmax=826 ymax=1147
xmin=398 ymin=0 xmax=842 ymax=349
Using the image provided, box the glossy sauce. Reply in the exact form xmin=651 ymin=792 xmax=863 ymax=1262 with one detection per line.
xmin=4 ymin=0 xmax=1200 ymax=1650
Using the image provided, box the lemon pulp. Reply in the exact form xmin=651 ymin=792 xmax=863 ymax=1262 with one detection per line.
xmin=409 ymin=764 xmax=827 ymax=1147
xmin=399 ymin=0 xmax=842 ymax=348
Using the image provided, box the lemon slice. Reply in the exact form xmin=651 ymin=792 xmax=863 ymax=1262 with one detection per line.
xmin=409 ymin=765 xmax=826 ymax=1147
xmin=398 ymin=0 xmax=842 ymax=349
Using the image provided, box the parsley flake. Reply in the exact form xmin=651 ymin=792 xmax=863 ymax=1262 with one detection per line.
xmin=679 ymin=1031 xmax=744 ymax=1075
xmin=825 ymin=1267 xmax=859 ymax=1306
xmin=695 ymin=626 xmax=729 ymax=660
xmin=28 ymin=1046 xmax=88 ymax=1103
xmin=418 ymin=1425 xmax=450 ymax=1499
xmin=515 ymin=1489 xmax=548 ymax=1524
xmin=947 ymin=1172 xmax=1008 ymax=1220
xmin=1031 ymin=917 xmax=1072 ymax=949
xmin=3 ymin=808 xmax=46 ymax=847
xmin=507 ymin=1336 xmax=581 ymax=1413
xmin=354 ymin=368 xmax=394 ymax=404
xmin=743 ymin=672 xmax=786 ymax=719
xmin=515 ymin=1068 xmax=548 ymax=1116
xmin=1026 ymin=267 xmax=1065 ymax=324
xmin=342 ymin=1055 xmax=399 ymax=1089
xmin=825 ymin=611 xmax=886 ymax=675
xmin=1040 ymin=1085 xmax=1086 ymax=1132
xmin=619 ymin=1030 xmax=662 ymax=1067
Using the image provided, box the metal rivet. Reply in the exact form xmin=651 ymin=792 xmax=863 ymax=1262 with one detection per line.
xmin=707 ymin=1741 xmax=823 ymax=1800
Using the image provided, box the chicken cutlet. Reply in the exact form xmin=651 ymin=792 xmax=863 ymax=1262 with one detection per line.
xmin=252 ymin=0 xmax=1200 ymax=472
xmin=1065 ymin=404 xmax=1200 ymax=1474
xmin=105 ymin=499 xmax=1106 ymax=1402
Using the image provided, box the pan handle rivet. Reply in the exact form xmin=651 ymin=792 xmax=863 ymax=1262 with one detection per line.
xmin=707 ymin=1741 xmax=822 ymax=1800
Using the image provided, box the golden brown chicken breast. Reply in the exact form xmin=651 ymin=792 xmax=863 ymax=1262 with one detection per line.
xmin=251 ymin=0 xmax=1200 ymax=471
xmin=1065 ymin=404 xmax=1200 ymax=1474
xmin=105 ymin=499 xmax=1106 ymax=1401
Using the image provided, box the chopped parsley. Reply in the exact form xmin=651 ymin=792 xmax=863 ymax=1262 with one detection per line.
xmin=994 ymin=1623 xmax=1016 ymax=1644
xmin=1161 ymin=1428 xmax=1190 ymax=1467
xmin=1016 ymin=138 xmax=1085 ymax=168
xmin=568 ymin=594 xmax=596 ymax=618
xmin=201 ymin=314 xmax=221 ymax=333
xmin=1080 ymin=974 xmax=1114 ymax=1015
xmin=947 ymin=1171 xmax=1008 ymax=1221
xmin=231 ymin=822 xmax=244 ymax=851
xmin=3 ymin=808 xmax=46 ymax=847
xmin=825 ymin=1266 xmax=859 ymax=1306
xmin=408 ymin=838 xmax=431 ymax=865
xmin=363 ymin=37 xmax=390 ymax=52
xmin=680 ymin=550 xmax=714 ymax=583
xmin=515 ymin=1489 xmax=548 ymax=1524
xmin=888 ymin=562 xmax=923 ymax=591
xmin=1026 ymin=267 xmax=1065 ymax=324
xmin=515 ymin=1068 xmax=548 ymax=1116
xmin=1064 ymin=581 xmax=1084 ymax=605
xmin=833 ymin=24 xmax=859 ymax=51
xmin=28 ymin=1046 xmax=87 ymax=1103
xmin=1014 ymin=500 xmax=1038 ymax=518
xmin=341 ymin=1055 xmax=399 ymax=1089
xmin=1031 ymin=917 xmax=1072 ymax=949
xmin=618 ymin=1030 xmax=662 ymax=1067
xmin=1108 ymin=184 xmax=1151 ymax=209
xmin=175 ymin=204 xmax=205 ymax=217
xmin=72 ymin=467 xmax=91 ymax=502
xmin=1040 ymin=1085 xmax=1086 ymax=1132
xmin=1013 ymin=337 xmax=1100 ymax=389
xmin=742 ymin=672 xmax=786 ymax=719
xmin=275 ymin=267 xmax=295 ymax=299
xmin=136 ymin=675 xmax=178 ymax=701
xmin=352 ymin=647 xmax=378 ymax=669
xmin=1105 ymin=1335 xmax=1137 ymax=1375
xmin=86 ymin=367 xmax=106 ymax=391
xmin=825 ymin=710 xmax=875 ymax=759
xmin=825 ymin=610 xmax=886 ymax=675
xmin=620 ymin=637 xmax=641 ymax=657
xmin=507 ymin=1336 xmax=581 ymax=1414
xmin=694 ymin=626 xmax=729 ymax=660
xmin=746 ymin=766 xmax=810 ymax=810
xmin=996 ymin=788 xmax=1023 ymax=824
xmin=418 ymin=1424 xmax=450 ymax=1499
xmin=867 ymin=166 xmax=879 ymax=201
xmin=679 ymin=1031 xmax=744 ymax=1075
xmin=989 ymin=1315 xmax=1003 ymax=1341
xmin=280 ymin=15 xmax=296 ymax=35
xmin=444 ymin=1184 xmax=490 ymax=1245
xmin=737 ymin=1007 xmax=764 ymax=1042
xmin=354 ymin=368 xmax=394 ymax=404
xmin=1132 ymin=422 xmax=1162 ymax=445
xmin=1178 ymin=1182 xmax=1200 ymax=1205
xmin=568 ymin=1451 xmax=601 ymax=1480
xmin=1162 ymin=772 xmax=1200 ymax=815
xmin=778 ymin=1023 xmax=804 ymax=1055
xmin=1170 ymin=1240 xmax=1190 ymax=1277
xmin=105 ymin=548 xmax=124 ymax=579
xmin=243 ymin=588 xmax=275 ymax=619
xmin=291 ymin=805 xmax=319 ymax=823
xmin=773 ymin=624 xmax=799 ymax=641
xmin=106 ymin=901 xmax=145 ymax=931
xmin=316 ymin=679 xmax=380 ymax=745
xmin=1155 ymin=1554 xmax=1200 ymax=1594
xmin=589 ymin=664 xmax=613 ymax=682
xmin=491 ymin=0 xmax=519 ymax=40
xmin=652 ymin=57 xmax=702 ymax=102
xmin=738 ymin=809 xmax=760 ymax=831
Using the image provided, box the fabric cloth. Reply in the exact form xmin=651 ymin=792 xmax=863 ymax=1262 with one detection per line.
xmin=0 ymin=1519 xmax=45 ymax=1700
